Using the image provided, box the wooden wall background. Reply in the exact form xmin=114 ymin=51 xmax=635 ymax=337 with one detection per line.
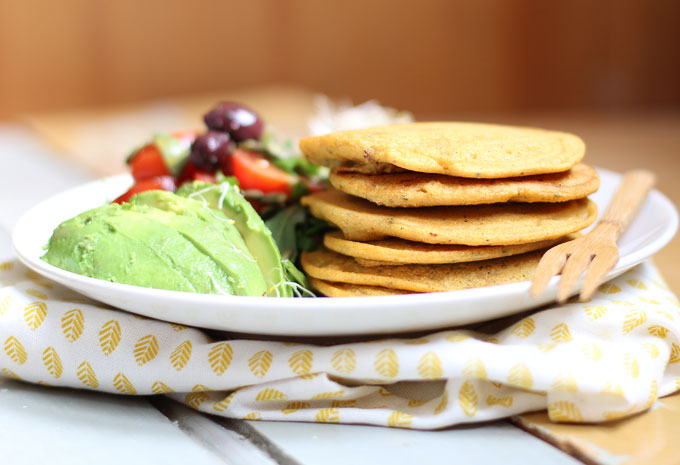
xmin=1 ymin=0 xmax=679 ymax=119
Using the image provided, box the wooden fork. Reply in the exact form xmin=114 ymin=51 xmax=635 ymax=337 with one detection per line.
xmin=530 ymin=170 xmax=656 ymax=303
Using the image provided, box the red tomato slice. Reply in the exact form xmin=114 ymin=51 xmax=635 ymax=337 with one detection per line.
xmin=246 ymin=198 xmax=267 ymax=214
xmin=192 ymin=171 xmax=217 ymax=184
xmin=113 ymin=176 xmax=176 ymax=204
xmin=177 ymin=160 xmax=198 ymax=185
xmin=129 ymin=144 xmax=171 ymax=181
xmin=177 ymin=161 xmax=217 ymax=186
xmin=230 ymin=148 xmax=292 ymax=195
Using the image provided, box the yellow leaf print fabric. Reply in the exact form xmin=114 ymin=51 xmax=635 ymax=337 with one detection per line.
xmin=387 ymin=411 xmax=413 ymax=428
xmin=76 ymin=361 xmax=99 ymax=388
xmin=330 ymin=348 xmax=356 ymax=374
xmin=458 ymin=382 xmax=479 ymax=417
xmin=61 ymin=308 xmax=84 ymax=343
xmin=208 ymin=342 xmax=233 ymax=375
xmin=99 ymin=320 xmax=121 ymax=356
xmin=1 ymin=257 xmax=680 ymax=430
xmin=511 ymin=317 xmax=535 ymax=338
xmin=4 ymin=336 xmax=27 ymax=365
xmin=170 ymin=340 xmax=193 ymax=372
xmin=133 ymin=335 xmax=159 ymax=366
xmin=374 ymin=348 xmax=399 ymax=378
xmin=255 ymin=388 xmax=287 ymax=401
xmin=24 ymin=301 xmax=46 ymax=331
xmin=417 ymin=351 xmax=443 ymax=379
xmin=42 ymin=347 xmax=63 ymax=379
xmin=248 ymin=350 xmax=273 ymax=378
xmin=548 ymin=401 xmax=583 ymax=422
xmin=289 ymin=349 xmax=313 ymax=375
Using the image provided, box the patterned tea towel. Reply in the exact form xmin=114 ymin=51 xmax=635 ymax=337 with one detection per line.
xmin=0 ymin=256 xmax=679 ymax=430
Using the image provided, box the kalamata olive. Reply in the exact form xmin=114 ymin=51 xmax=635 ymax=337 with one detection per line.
xmin=190 ymin=131 xmax=235 ymax=172
xmin=204 ymin=102 xmax=264 ymax=142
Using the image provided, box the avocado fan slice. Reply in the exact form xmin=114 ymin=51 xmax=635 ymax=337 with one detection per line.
xmin=130 ymin=190 xmax=268 ymax=296
xmin=176 ymin=181 xmax=293 ymax=297
xmin=41 ymin=202 xmax=237 ymax=294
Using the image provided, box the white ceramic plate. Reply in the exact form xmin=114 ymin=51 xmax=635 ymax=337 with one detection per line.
xmin=12 ymin=169 xmax=678 ymax=336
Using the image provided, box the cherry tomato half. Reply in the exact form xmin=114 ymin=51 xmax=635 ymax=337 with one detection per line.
xmin=177 ymin=161 xmax=217 ymax=185
xmin=229 ymin=148 xmax=292 ymax=196
xmin=129 ymin=144 xmax=171 ymax=181
xmin=113 ymin=176 xmax=176 ymax=204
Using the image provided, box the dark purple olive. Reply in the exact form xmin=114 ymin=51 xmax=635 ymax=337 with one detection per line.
xmin=190 ymin=131 xmax=235 ymax=172
xmin=204 ymin=102 xmax=264 ymax=142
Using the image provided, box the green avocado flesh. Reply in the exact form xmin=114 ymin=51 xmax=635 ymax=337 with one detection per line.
xmin=176 ymin=181 xmax=292 ymax=297
xmin=41 ymin=189 xmax=270 ymax=296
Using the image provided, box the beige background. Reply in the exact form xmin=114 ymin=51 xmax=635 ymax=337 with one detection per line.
xmin=1 ymin=0 xmax=679 ymax=119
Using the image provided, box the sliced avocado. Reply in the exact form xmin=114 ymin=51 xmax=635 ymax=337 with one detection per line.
xmin=41 ymin=202 xmax=237 ymax=294
xmin=130 ymin=190 xmax=268 ymax=296
xmin=176 ymin=181 xmax=292 ymax=297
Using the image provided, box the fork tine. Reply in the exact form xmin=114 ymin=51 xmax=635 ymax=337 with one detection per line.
xmin=579 ymin=251 xmax=619 ymax=302
xmin=530 ymin=244 xmax=569 ymax=298
xmin=557 ymin=250 xmax=595 ymax=303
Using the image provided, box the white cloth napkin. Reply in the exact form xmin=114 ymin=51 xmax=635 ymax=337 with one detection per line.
xmin=1 ymin=255 xmax=678 ymax=429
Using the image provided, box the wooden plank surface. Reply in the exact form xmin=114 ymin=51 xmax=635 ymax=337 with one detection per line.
xmin=514 ymin=393 xmax=680 ymax=465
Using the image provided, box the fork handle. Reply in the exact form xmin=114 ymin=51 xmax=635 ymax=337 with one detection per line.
xmin=599 ymin=170 xmax=656 ymax=241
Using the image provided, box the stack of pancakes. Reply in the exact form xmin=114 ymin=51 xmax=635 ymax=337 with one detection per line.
xmin=298 ymin=122 xmax=600 ymax=296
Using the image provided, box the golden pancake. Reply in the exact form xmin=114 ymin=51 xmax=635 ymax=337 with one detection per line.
xmin=329 ymin=163 xmax=599 ymax=207
xmin=301 ymin=247 xmax=543 ymax=293
xmin=301 ymin=189 xmax=597 ymax=246
xmin=324 ymin=230 xmax=576 ymax=266
xmin=300 ymin=122 xmax=585 ymax=178
xmin=308 ymin=276 xmax=410 ymax=297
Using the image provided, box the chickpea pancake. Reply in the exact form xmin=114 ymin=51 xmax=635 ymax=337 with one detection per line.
xmin=300 ymin=122 xmax=585 ymax=179
xmin=329 ymin=163 xmax=599 ymax=207
xmin=307 ymin=276 xmax=411 ymax=297
xmin=324 ymin=230 xmax=577 ymax=266
xmin=301 ymin=189 xmax=597 ymax=246
xmin=301 ymin=247 xmax=543 ymax=293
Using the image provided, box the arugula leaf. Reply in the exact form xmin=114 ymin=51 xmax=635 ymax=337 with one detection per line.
xmin=265 ymin=204 xmax=307 ymax=261
xmin=265 ymin=204 xmax=333 ymax=263
xmin=297 ymin=215 xmax=334 ymax=253
xmin=271 ymin=157 xmax=327 ymax=178
xmin=290 ymin=181 xmax=310 ymax=202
